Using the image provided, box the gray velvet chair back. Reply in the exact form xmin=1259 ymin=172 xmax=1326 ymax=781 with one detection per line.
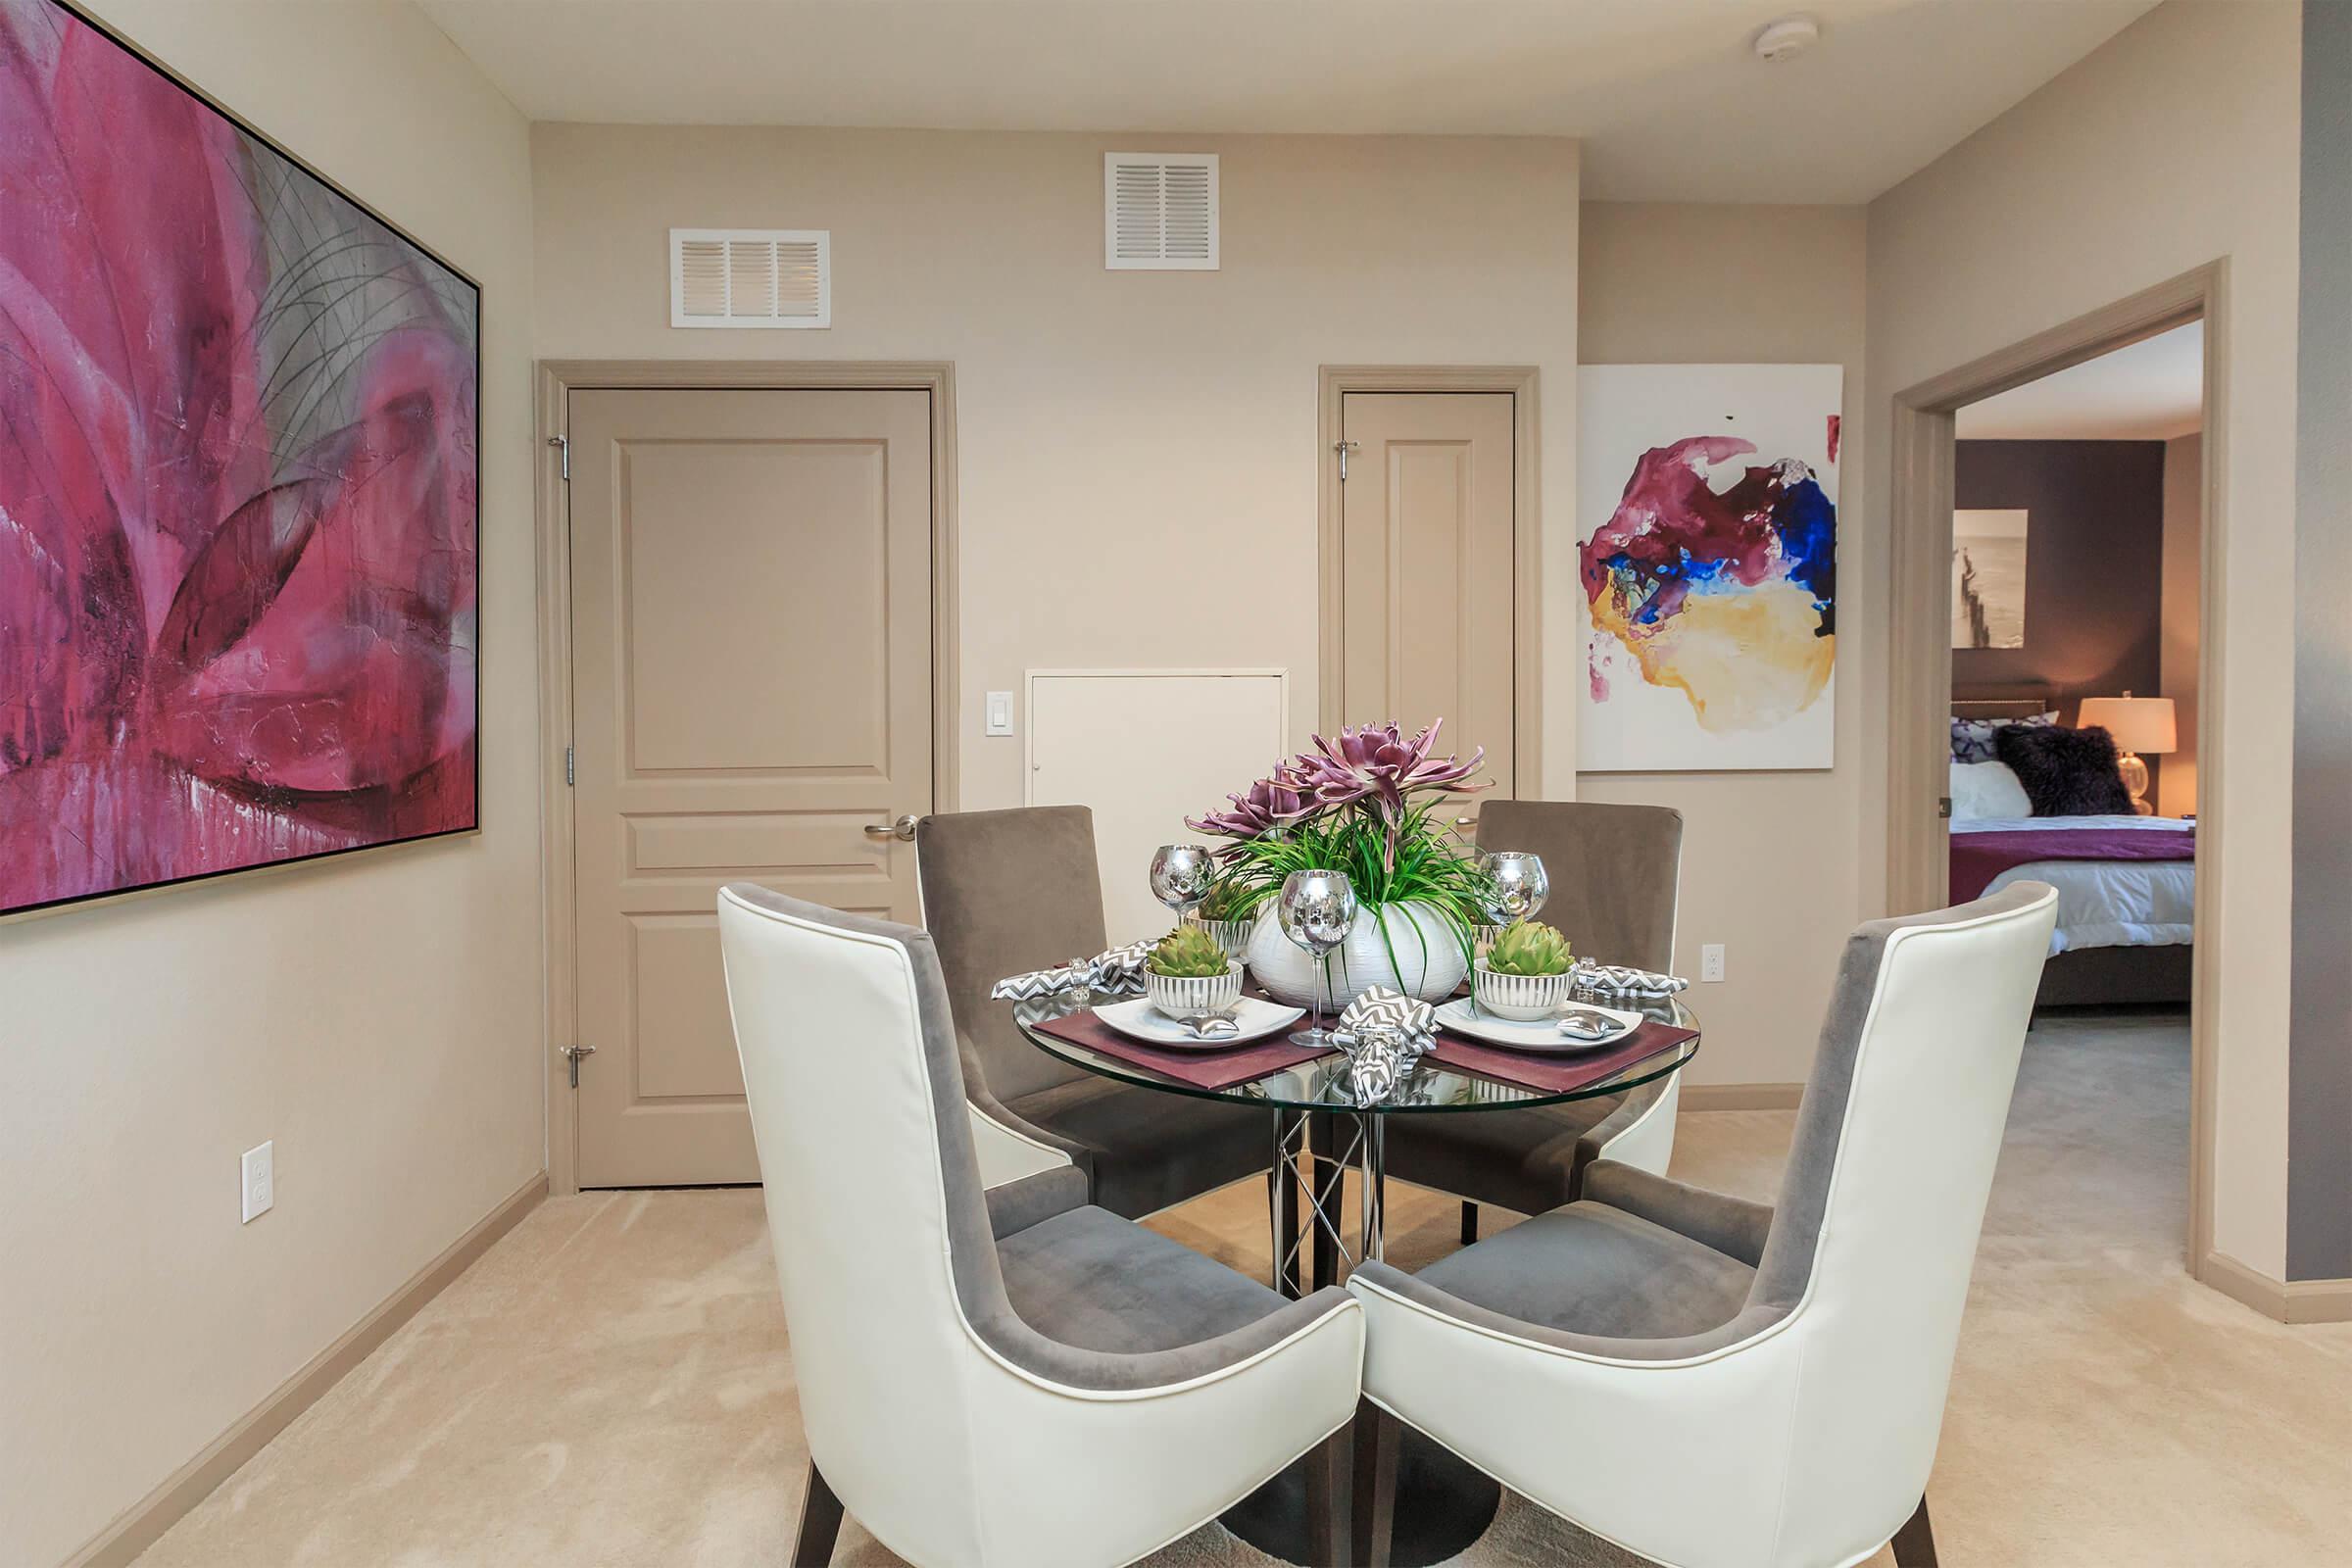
xmin=916 ymin=806 xmax=1105 ymax=1102
xmin=1475 ymin=800 xmax=1683 ymax=972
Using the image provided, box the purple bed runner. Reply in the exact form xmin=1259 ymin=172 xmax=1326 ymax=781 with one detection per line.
xmin=1949 ymin=825 xmax=2194 ymax=905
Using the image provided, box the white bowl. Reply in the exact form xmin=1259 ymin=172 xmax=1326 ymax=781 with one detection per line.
xmin=1146 ymin=961 xmax=1244 ymax=1021
xmin=1186 ymin=915 xmax=1257 ymax=962
xmin=1473 ymin=960 xmax=1571 ymax=1022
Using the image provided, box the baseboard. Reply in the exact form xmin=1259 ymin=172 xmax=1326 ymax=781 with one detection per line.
xmin=1680 ymin=1082 xmax=1805 ymax=1111
xmin=2199 ymin=1250 xmax=2352 ymax=1324
xmin=68 ymin=1172 xmax=549 ymax=1567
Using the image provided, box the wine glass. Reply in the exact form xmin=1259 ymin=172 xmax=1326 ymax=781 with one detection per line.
xmin=1149 ymin=844 xmax=1214 ymax=923
xmin=1278 ymin=868 xmax=1357 ymax=1047
xmin=1477 ymin=851 xmax=1548 ymax=926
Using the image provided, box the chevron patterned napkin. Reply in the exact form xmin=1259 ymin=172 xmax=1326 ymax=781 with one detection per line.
xmin=1572 ymin=959 xmax=1690 ymax=998
xmin=990 ymin=937 xmax=1156 ymax=1002
xmin=1330 ymin=987 xmax=1439 ymax=1107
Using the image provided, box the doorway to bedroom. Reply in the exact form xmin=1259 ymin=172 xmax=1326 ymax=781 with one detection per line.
xmin=1889 ymin=277 xmax=2215 ymax=1277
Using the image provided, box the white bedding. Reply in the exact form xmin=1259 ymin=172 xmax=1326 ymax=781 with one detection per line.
xmin=1951 ymin=815 xmax=2195 ymax=956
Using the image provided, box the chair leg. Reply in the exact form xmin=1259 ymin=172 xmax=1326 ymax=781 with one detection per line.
xmin=1890 ymin=1493 xmax=1938 ymax=1568
xmin=1458 ymin=1200 xmax=1478 ymax=1247
xmin=1305 ymin=1417 xmax=1349 ymax=1567
xmin=1350 ymin=1397 xmax=1399 ymax=1568
xmin=793 ymin=1460 xmax=845 ymax=1567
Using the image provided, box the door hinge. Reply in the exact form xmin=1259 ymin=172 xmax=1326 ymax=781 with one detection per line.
xmin=1938 ymin=795 xmax=1953 ymax=820
xmin=561 ymin=1042 xmax=596 ymax=1088
xmin=1334 ymin=438 xmax=1360 ymax=482
xmin=565 ymin=745 xmax=574 ymax=787
xmin=547 ymin=433 xmax=569 ymax=481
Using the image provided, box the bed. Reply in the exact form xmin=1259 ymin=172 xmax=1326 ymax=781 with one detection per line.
xmin=1949 ymin=694 xmax=2194 ymax=1007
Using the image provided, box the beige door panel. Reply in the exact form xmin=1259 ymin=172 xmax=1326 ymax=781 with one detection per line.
xmin=569 ymin=388 xmax=932 ymax=1186
xmin=1338 ymin=392 xmax=1516 ymax=822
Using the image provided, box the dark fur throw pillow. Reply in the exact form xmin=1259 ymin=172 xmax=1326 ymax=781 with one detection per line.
xmin=1994 ymin=723 xmax=2133 ymax=817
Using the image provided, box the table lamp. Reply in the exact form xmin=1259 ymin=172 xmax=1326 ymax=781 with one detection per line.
xmin=2076 ymin=693 xmax=2177 ymax=815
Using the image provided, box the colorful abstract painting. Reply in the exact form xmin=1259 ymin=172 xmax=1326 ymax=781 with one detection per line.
xmin=1576 ymin=365 xmax=1841 ymax=771
xmin=1952 ymin=509 xmax=2029 ymax=649
xmin=0 ymin=0 xmax=479 ymax=917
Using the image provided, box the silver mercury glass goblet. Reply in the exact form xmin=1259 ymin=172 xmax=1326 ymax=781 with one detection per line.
xmin=1477 ymin=851 xmax=1549 ymax=926
xmin=1149 ymin=844 xmax=1215 ymax=922
xmin=1278 ymin=867 xmax=1357 ymax=1047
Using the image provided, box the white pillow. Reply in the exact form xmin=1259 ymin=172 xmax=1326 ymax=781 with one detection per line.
xmin=1950 ymin=760 xmax=2032 ymax=821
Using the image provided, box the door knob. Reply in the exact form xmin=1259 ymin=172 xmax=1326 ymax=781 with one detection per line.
xmin=864 ymin=814 xmax=918 ymax=843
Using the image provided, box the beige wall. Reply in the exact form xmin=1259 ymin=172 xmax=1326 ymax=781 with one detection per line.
xmin=0 ymin=5 xmax=543 ymax=1562
xmin=2161 ymin=432 xmax=2203 ymax=818
xmin=529 ymin=126 xmax=1584 ymax=801
xmin=1577 ymin=203 xmax=1871 ymax=1088
xmin=1865 ymin=0 xmax=2303 ymax=1275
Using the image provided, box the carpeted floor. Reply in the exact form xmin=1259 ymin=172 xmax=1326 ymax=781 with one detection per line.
xmin=139 ymin=1011 xmax=2352 ymax=1567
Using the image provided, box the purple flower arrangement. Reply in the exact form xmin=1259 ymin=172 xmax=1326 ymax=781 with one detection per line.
xmin=1185 ymin=721 xmax=1494 ymax=937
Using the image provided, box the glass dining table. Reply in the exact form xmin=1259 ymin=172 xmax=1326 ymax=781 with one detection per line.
xmin=1006 ymin=986 xmax=1702 ymax=1567
xmin=1009 ymin=986 xmax=1701 ymax=1292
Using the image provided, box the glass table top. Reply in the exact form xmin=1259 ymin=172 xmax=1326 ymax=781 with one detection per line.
xmin=1008 ymin=989 xmax=1699 ymax=1115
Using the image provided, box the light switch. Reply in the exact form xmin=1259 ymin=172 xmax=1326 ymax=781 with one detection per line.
xmin=985 ymin=691 xmax=1014 ymax=737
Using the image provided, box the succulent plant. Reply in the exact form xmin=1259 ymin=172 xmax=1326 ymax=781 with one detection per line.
xmin=1485 ymin=919 xmax=1572 ymax=977
xmin=1196 ymin=879 xmax=1254 ymax=922
xmin=1149 ymin=923 xmax=1233 ymax=979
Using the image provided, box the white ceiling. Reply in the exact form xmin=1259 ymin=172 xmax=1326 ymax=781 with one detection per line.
xmin=1957 ymin=321 xmax=2205 ymax=441
xmin=418 ymin=0 xmax=2157 ymax=203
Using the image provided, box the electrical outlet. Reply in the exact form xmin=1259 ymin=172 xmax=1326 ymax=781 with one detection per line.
xmin=241 ymin=1141 xmax=274 ymax=1223
xmin=984 ymin=691 xmax=1014 ymax=737
xmin=1700 ymin=944 xmax=1726 ymax=983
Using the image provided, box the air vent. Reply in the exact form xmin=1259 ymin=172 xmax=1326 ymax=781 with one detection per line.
xmin=1104 ymin=153 xmax=1219 ymax=270
xmin=669 ymin=228 xmax=830 ymax=328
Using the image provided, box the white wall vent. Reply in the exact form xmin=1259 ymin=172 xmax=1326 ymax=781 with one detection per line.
xmin=669 ymin=228 xmax=830 ymax=328
xmin=1103 ymin=154 xmax=1218 ymax=270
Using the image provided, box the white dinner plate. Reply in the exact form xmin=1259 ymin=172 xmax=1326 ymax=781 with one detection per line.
xmin=1094 ymin=997 xmax=1308 ymax=1051
xmin=1434 ymin=997 xmax=1645 ymax=1054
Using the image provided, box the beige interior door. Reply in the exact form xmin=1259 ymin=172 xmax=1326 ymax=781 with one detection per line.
xmin=568 ymin=388 xmax=933 ymax=1187
xmin=1338 ymin=392 xmax=1516 ymax=820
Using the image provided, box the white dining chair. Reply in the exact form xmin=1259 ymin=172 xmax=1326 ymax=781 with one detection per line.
xmin=716 ymin=884 xmax=1364 ymax=1568
xmin=1346 ymin=883 xmax=2059 ymax=1568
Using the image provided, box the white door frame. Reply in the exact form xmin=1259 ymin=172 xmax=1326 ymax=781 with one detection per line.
xmin=1884 ymin=264 xmax=2226 ymax=1275
xmin=533 ymin=360 xmax=958 ymax=1196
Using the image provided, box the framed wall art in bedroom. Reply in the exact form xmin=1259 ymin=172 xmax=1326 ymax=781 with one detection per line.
xmin=0 ymin=0 xmax=481 ymax=918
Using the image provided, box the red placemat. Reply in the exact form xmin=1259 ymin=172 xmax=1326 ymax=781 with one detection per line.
xmin=1425 ymin=1019 xmax=1697 ymax=1096
xmin=1031 ymin=1010 xmax=1337 ymax=1092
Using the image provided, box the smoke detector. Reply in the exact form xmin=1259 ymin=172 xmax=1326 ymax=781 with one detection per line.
xmin=1753 ymin=16 xmax=1821 ymax=63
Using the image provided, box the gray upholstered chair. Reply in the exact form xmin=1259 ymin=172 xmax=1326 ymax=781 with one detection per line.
xmin=1347 ymin=885 xmax=2059 ymax=1568
xmin=715 ymin=885 xmax=1362 ymax=1568
xmin=1379 ymin=800 xmax=1687 ymax=1249
xmin=917 ymin=806 xmax=1273 ymax=1217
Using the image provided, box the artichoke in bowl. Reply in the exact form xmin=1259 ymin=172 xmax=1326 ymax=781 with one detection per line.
xmin=1475 ymin=920 xmax=1576 ymax=1021
xmin=1146 ymin=925 xmax=1244 ymax=1023
xmin=1485 ymin=920 xmax=1573 ymax=977
xmin=1149 ymin=924 xmax=1233 ymax=977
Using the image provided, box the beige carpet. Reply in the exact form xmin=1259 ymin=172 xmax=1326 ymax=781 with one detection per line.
xmin=140 ymin=1012 xmax=2352 ymax=1567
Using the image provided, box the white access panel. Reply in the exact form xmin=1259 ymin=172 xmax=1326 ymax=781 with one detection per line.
xmin=1026 ymin=669 xmax=1290 ymax=945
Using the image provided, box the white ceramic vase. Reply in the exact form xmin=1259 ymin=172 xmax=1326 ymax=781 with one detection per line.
xmin=1246 ymin=901 xmax=1469 ymax=1008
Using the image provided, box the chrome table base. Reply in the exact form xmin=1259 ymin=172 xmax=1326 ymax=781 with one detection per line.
xmin=1230 ymin=1110 xmax=1502 ymax=1566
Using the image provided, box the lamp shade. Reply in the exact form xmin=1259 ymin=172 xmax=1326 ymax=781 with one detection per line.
xmin=2077 ymin=695 xmax=2177 ymax=755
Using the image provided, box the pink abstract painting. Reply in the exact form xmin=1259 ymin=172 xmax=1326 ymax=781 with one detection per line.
xmin=1 ymin=0 xmax=478 ymax=916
